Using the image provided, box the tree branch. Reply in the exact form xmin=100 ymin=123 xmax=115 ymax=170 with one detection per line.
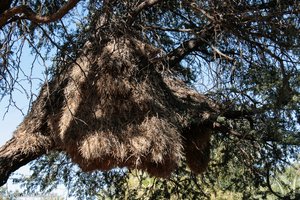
xmin=0 ymin=134 xmax=54 ymax=186
xmin=165 ymin=38 xmax=208 ymax=66
xmin=0 ymin=0 xmax=80 ymax=28
xmin=127 ymin=0 xmax=163 ymax=25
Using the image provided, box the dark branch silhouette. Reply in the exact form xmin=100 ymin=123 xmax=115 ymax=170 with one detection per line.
xmin=0 ymin=0 xmax=80 ymax=28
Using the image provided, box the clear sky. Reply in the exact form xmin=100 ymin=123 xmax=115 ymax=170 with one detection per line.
xmin=0 ymin=41 xmax=44 ymax=195
xmin=0 ymin=94 xmax=31 ymax=191
xmin=0 ymin=41 xmax=43 ymax=146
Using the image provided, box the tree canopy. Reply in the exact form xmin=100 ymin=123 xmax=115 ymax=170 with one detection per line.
xmin=0 ymin=0 xmax=299 ymax=199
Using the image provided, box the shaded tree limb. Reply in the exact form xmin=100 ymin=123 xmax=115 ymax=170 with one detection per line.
xmin=0 ymin=133 xmax=54 ymax=186
xmin=0 ymin=0 xmax=80 ymax=28
xmin=165 ymin=37 xmax=210 ymax=67
xmin=127 ymin=0 xmax=163 ymax=25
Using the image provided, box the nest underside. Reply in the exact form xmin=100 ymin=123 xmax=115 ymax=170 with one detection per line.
xmin=15 ymin=37 xmax=213 ymax=177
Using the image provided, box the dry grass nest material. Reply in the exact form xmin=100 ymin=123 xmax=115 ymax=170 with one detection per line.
xmin=16 ymin=37 xmax=213 ymax=177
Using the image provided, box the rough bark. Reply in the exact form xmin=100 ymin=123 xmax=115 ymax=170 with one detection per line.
xmin=0 ymin=0 xmax=79 ymax=28
xmin=0 ymin=136 xmax=53 ymax=186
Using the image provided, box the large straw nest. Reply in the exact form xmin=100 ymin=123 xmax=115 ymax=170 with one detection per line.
xmin=15 ymin=36 xmax=215 ymax=177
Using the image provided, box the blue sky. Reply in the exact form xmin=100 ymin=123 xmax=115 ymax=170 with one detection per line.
xmin=0 ymin=39 xmax=76 ymax=198
xmin=0 ymin=41 xmax=44 ymax=146
xmin=0 ymin=99 xmax=30 ymax=191
xmin=0 ymin=42 xmax=48 ymax=193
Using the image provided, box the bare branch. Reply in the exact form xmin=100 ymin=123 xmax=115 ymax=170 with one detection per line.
xmin=165 ymin=38 xmax=209 ymax=66
xmin=0 ymin=0 xmax=80 ymax=28
xmin=127 ymin=0 xmax=163 ymax=25
xmin=211 ymin=45 xmax=234 ymax=61
xmin=161 ymin=22 xmax=218 ymax=66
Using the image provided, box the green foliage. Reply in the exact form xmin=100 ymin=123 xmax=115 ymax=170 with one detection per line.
xmin=15 ymin=152 xmax=300 ymax=199
xmin=268 ymin=162 xmax=300 ymax=199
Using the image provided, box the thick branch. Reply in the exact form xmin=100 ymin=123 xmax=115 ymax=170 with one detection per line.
xmin=0 ymin=0 xmax=79 ymax=28
xmin=127 ymin=0 xmax=163 ymax=25
xmin=166 ymin=38 xmax=208 ymax=66
xmin=0 ymin=109 xmax=55 ymax=186
xmin=0 ymin=131 xmax=54 ymax=186
xmin=163 ymin=22 xmax=218 ymax=66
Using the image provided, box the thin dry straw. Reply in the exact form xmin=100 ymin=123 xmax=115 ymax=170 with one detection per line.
xmin=13 ymin=37 xmax=213 ymax=177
